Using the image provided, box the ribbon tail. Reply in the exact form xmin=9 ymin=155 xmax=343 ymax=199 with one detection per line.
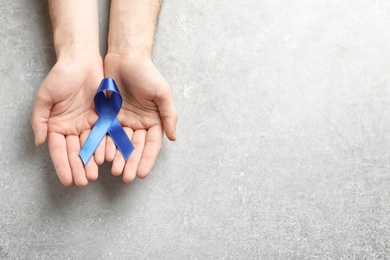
xmin=108 ymin=119 xmax=134 ymax=160
xmin=80 ymin=116 xmax=112 ymax=165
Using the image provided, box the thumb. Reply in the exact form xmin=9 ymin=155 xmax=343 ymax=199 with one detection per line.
xmin=154 ymin=88 xmax=178 ymax=141
xmin=31 ymin=90 xmax=52 ymax=146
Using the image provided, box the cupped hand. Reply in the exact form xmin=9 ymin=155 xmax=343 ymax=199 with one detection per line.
xmin=31 ymin=56 xmax=105 ymax=187
xmin=103 ymin=53 xmax=178 ymax=183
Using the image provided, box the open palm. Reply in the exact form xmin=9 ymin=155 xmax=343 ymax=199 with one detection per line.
xmin=104 ymin=53 xmax=177 ymax=183
xmin=31 ymin=58 xmax=104 ymax=186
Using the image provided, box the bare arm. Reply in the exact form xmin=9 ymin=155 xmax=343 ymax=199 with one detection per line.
xmin=48 ymin=0 xmax=100 ymax=60
xmin=108 ymin=0 xmax=162 ymax=58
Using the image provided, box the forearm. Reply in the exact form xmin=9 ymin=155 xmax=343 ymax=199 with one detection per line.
xmin=48 ymin=0 xmax=100 ymax=59
xmin=108 ymin=0 xmax=162 ymax=58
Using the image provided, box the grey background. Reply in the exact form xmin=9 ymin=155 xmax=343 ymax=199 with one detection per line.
xmin=1 ymin=0 xmax=390 ymax=259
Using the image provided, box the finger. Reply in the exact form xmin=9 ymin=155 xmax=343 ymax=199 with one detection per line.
xmin=80 ymin=130 xmax=99 ymax=181
xmin=94 ymin=135 xmax=106 ymax=165
xmin=48 ymin=132 xmax=73 ymax=186
xmin=105 ymin=135 xmax=116 ymax=162
xmin=111 ymin=151 xmax=125 ymax=176
xmin=66 ymin=135 xmax=88 ymax=187
xmin=137 ymin=125 xmax=163 ymax=179
xmin=123 ymin=129 xmax=146 ymax=183
xmin=111 ymin=128 xmax=134 ymax=176
xmin=31 ymin=89 xmax=52 ymax=146
xmin=154 ymin=87 xmax=178 ymax=141
xmin=85 ymin=157 xmax=99 ymax=181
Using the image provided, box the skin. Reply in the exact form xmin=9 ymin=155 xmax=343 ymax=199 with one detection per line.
xmin=31 ymin=0 xmax=103 ymax=187
xmin=104 ymin=0 xmax=178 ymax=183
xmin=31 ymin=0 xmax=177 ymax=186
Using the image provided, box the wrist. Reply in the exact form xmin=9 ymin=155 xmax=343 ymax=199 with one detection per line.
xmin=56 ymin=53 xmax=103 ymax=72
xmin=55 ymin=44 xmax=100 ymax=62
xmin=107 ymin=47 xmax=152 ymax=60
xmin=53 ymin=28 xmax=100 ymax=60
xmin=104 ymin=52 xmax=152 ymax=68
xmin=107 ymin=14 xmax=153 ymax=58
xmin=105 ymin=49 xmax=152 ymax=64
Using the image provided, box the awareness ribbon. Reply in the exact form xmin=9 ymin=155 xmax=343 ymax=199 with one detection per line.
xmin=79 ymin=78 xmax=134 ymax=165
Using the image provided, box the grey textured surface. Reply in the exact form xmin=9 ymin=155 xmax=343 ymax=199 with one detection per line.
xmin=1 ymin=0 xmax=390 ymax=259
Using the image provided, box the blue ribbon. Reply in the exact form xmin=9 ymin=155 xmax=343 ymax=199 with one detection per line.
xmin=79 ymin=78 xmax=134 ymax=165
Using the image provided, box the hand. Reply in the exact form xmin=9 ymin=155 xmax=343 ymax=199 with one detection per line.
xmin=103 ymin=53 xmax=178 ymax=183
xmin=31 ymin=56 xmax=104 ymax=187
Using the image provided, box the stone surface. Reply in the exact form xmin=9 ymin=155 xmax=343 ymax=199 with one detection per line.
xmin=1 ymin=0 xmax=390 ymax=259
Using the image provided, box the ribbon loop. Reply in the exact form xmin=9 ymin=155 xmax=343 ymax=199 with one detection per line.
xmin=79 ymin=78 xmax=134 ymax=165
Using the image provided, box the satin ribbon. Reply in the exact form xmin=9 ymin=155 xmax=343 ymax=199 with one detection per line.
xmin=79 ymin=78 xmax=134 ymax=165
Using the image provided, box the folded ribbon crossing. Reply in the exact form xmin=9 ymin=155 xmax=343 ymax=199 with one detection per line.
xmin=79 ymin=78 xmax=134 ymax=165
